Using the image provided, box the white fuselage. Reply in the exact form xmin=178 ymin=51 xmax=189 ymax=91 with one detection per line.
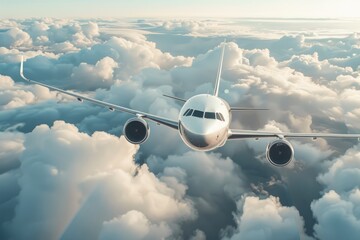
xmin=178 ymin=94 xmax=230 ymax=151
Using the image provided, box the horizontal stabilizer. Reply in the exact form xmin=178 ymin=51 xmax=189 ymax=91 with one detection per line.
xmin=163 ymin=94 xmax=187 ymax=103
xmin=230 ymin=107 xmax=269 ymax=111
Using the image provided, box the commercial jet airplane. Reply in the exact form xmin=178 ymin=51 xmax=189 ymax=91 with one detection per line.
xmin=20 ymin=42 xmax=360 ymax=167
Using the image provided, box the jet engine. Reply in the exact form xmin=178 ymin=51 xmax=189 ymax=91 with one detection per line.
xmin=123 ymin=117 xmax=150 ymax=144
xmin=266 ymin=139 xmax=294 ymax=167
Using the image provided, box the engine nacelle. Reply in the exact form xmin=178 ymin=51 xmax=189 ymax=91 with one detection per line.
xmin=123 ymin=117 xmax=150 ymax=144
xmin=266 ymin=139 xmax=294 ymax=167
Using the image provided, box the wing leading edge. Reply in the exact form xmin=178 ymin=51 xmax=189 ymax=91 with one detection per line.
xmin=228 ymin=129 xmax=360 ymax=140
xmin=20 ymin=57 xmax=179 ymax=130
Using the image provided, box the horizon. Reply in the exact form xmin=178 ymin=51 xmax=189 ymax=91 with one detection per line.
xmin=1 ymin=0 xmax=360 ymax=19
xmin=1 ymin=3 xmax=360 ymax=240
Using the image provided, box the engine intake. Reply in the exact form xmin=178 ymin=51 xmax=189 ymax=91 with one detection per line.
xmin=123 ymin=117 xmax=150 ymax=144
xmin=266 ymin=140 xmax=294 ymax=167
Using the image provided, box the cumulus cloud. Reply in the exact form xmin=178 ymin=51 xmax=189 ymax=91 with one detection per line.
xmin=70 ymin=57 xmax=118 ymax=90
xmin=222 ymin=196 xmax=312 ymax=240
xmin=147 ymin=151 xmax=247 ymax=239
xmin=4 ymin=121 xmax=194 ymax=239
xmin=0 ymin=131 xmax=24 ymax=174
xmin=1 ymin=18 xmax=360 ymax=240
xmin=0 ymin=74 xmax=58 ymax=110
xmin=0 ymin=28 xmax=32 ymax=48
xmin=317 ymin=145 xmax=360 ymax=193
xmin=99 ymin=210 xmax=172 ymax=240
xmin=281 ymin=52 xmax=354 ymax=82
xmin=82 ymin=22 xmax=100 ymax=38
xmin=311 ymin=190 xmax=360 ymax=240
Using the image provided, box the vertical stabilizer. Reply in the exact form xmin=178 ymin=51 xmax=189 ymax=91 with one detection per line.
xmin=213 ymin=40 xmax=226 ymax=96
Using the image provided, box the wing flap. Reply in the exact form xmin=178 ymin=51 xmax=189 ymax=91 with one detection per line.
xmin=228 ymin=129 xmax=360 ymax=140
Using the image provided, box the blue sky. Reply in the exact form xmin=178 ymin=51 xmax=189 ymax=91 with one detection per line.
xmin=1 ymin=0 xmax=360 ymax=18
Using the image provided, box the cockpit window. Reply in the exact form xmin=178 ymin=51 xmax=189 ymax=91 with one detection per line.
xmin=219 ymin=113 xmax=225 ymax=121
xmin=216 ymin=112 xmax=225 ymax=121
xmin=183 ymin=109 xmax=190 ymax=116
xmin=204 ymin=112 xmax=216 ymax=119
xmin=183 ymin=109 xmax=224 ymax=121
xmin=193 ymin=110 xmax=204 ymax=118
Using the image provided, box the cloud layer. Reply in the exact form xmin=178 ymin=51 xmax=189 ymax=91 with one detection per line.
xmin=1 ymin=18 xmax=360 ymax=239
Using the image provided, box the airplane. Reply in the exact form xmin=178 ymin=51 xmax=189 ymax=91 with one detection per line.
xmin=19 ymin=41 xmax=360 ymax=167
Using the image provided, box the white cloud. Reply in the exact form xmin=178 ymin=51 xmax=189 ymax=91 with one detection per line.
xmin=147 ymin=151 xmax=248 ymax=238
xmin=311 ymin=190 xmax=360 ymax=240
xmin=281 ymin=52 xmax=354 ymax=82
xmin=105 ymin=37 xmax=193 ymax=79
xmin=317 ymin=145 xmax=360 ymax=193
xmin=2 ymin=18 xmax=360 ymax=239
xmin=70 ymin=57 xmax=118 ymax=90
xmin=222 ymin=196 xmax=312 ymax=240
xmin=99 ymin=210 xmax=172 ymax=240
xmin=0 ymin=131 xmax=24 ymax=174
xmin=0 ymin=75 xmax=58 ymax=110
xmin=0 ymin=27 xmax=32 ymax=48
xmin=82 ymin=22 xmax=100 ymax=38
xmin=6 ymin=121 xmax=195 ymax=239
xmin=189 ymin=229 xmax=206 ymax=240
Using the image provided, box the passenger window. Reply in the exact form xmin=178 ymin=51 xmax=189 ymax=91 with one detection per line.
xmin=183 ymin=109 xmax=190 ymax=116
xmin=204 ymin=112 xmax=216 ymax=119
xmin=186 ymin=109 xmax=193 ymax=116
xmin=193 ymin=110 xmax=204 ymax=118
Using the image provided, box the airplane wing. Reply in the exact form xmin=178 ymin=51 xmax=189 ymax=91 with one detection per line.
xmin=20 ymin=57 xmax=179 ymax=130
xmin=228 ymin=129 xmax=360 ymax=140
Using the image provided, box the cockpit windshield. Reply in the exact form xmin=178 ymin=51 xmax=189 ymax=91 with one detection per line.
xmin=186 ymin=109 xmax=193 ymax=116
xmin=183 ymin=109 xmax=224 ymax=121
xmin=204 ymin=112 xmax=216 ymax=119
xmin=193 ymin=110 xmax=204 ymax=118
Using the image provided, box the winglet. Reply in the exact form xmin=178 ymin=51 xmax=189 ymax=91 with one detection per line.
xmin=20 ymin=56 xmax=30 ymax=81
xmin=214 ymin=40 xmax=226 ymax=97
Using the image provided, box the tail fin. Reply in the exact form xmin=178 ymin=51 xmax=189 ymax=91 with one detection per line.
xmin=213 ymin=40 xmax=226 ymax=97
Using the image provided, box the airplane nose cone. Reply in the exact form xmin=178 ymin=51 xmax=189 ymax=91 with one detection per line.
xmin=179 ymin=121 xmax=221 ymax=150
xmin=181 ymin=126 xmax=210 ymax=148
xmin=189 ymin=120 xmax=218 ymax=135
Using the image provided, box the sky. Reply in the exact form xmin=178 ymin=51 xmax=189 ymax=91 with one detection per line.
xmin=1 ymin=2 xmax=360 ymax=240
xmin=1 ymin=0 xmax=360 ymax=18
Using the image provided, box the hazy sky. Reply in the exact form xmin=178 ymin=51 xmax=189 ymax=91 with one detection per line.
xmin=1 ymin=0 xmax=360 ymax=18
xmin=2 ymin=9 xmax=360 ymax=239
